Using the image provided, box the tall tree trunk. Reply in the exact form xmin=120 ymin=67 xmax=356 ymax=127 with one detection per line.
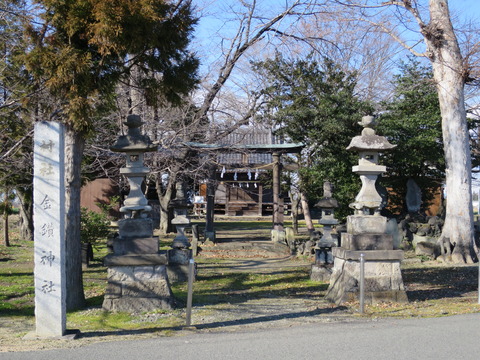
xmin=64 ymin=124 xmax=86 ymax=310
xmin=156 ymin=170 xmax=177 ymax=235
xmin=289 ymin=189 xmax=301 ymax=234
xmin=300 ymin=191 xmax=315 ymax=236
xmin=204 ymin=163 xmax=217 ymax=237
xmin=426 ymin=0 xmax=476 ymax=263
xmin=16 ymin=187 xmax=33 ymax=241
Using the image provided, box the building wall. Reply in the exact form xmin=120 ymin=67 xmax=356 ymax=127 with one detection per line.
xmin=80 ymin=178 xmax=119 ymax=214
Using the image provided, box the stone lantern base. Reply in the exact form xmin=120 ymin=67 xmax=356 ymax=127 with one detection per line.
xmin=167 ymin=248 xmax=194 ymax=283
xmin=325 ymin=248 xmax=408 ymax=305
xmin=102 ymin=254 xmax=174 ymax=312
xmin=310 ymin=264 xmax=333 ymax=282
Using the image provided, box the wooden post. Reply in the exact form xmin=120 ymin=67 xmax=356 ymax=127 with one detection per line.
xmin=204 ymin=163 xmax=216 ymax=242
xmin=258 ymin=180 xmax=263 ymax=216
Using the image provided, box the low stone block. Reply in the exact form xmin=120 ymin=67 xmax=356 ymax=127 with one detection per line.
xmin=285 ymin=227 xmax=295 ymax=243
xmin=107 ymin=266 xmax=135 ymax=282
xmin=118 ymin=218 xmax=153 ymax=238
xmin=341 ymin=233 xmax=393 ymax=251
xmin=413 ymin=235 xmax=440 ymax=257
xmin=347 ymin=215 xmax=388 ymax=234
xmin=103 ymin=297 xmax=173 ymax=313
xmin=112 ymin=236 xmax=159 ymax=255
xmin=414 ymin=241 xmax=438 ymax=257
xmin=105 ymin=281 xmax=122 ymax=298
xmin=332 ymin=248 xmax=404 ymax=261
xmin=271 ymin=229 xmax=286 ymax=243
xmin=104 ymin=253 xmax=168 ymax=266
xmin=121 ymin=280 xmax=170 ymax=298
xmin=168 ymin=249 xmax=192 ymax=264
xmin=103 ymin=263 xmax=174 ymax=313
xmin=310 ymin=265 xmax=332 ymax=282
xmin=167 ymin=263 xmax=196 ymax=283
xmin=325 ymin=254 xmax=407 ymax=305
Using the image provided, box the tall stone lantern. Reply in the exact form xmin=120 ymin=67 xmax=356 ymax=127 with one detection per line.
xmin=103 ymin=115 xmax=174 ymax=312
xmin=112 ymin=115 xmax=156 ymax=218
xmin=325 ymin=115 xmax=407 ymax=305
xmin=347 ymin=115 xmax=394 ymax=215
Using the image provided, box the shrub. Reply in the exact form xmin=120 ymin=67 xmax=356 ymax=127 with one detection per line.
xmin=80 ymin=207 xmax=111 ymax=247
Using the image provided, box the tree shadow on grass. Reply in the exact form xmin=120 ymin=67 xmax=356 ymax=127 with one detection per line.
xmin=403 ymin=265 xmax=478 ymax=301
xmin=174 ymin=271 xmax=328 ymax=306
xmin=0 ymin=304 xmax=34 ymax=317
xmin=78 ymin=305 xmax=348 ymax=339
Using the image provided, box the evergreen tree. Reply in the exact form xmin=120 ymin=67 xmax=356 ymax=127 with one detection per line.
xmin=253 ymin=54 xmax=373 ymax=220
xmin=377 ymin=59 xmax=445 ymax=214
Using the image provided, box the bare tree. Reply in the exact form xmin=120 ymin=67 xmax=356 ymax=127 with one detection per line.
xmin=331 ymin=0 xmax=479 ymax=263
xmin=109 ymin=1 xmax=336 ymax=234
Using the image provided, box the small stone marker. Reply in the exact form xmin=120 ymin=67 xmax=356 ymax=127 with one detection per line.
xmin=406 ymin=178 xmax=422 ymax=213
xmin=33 ymin=121 xmax=66 ymax=337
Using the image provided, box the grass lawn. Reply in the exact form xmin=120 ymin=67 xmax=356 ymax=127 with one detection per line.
xmin=1 ymin=218 xmax=480 ymax=345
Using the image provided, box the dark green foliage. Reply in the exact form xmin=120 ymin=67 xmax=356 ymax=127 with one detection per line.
xmin=0 ymin=191 xmax=16 ymax=216
xmin=377 ymin=59 xmax=445 ymax=214
xmin=80 ymin=207 xmax=111 ymax=246
xmin=24 ymin=0 xmax=199 ymax=133
xmin=253 ymin=53 xmax=373 ymax=220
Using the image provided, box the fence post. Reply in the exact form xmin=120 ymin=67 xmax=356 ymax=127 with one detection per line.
xmin=186 ymin=258 xmax=195 ymax=326
xmin=359 ymin=253 xmax=365 ymax=314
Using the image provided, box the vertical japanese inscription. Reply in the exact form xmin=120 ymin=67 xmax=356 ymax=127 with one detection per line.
xmin=33 ymin=121 xmax=66 ymax=337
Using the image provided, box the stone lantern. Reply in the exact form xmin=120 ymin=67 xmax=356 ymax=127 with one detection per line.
xmin=103 ymin=114 xmax=174 ymax=313
xmin=170 ymin=181 xmax=192 ymax=249
xmin=325 ymin=115 xmax=407 ymax=305
xmin=315 ymin=181 xmax=339 ymax=265
xmin=347 ymin=115 xmax=395 ymax=215
xmin=111 ymin=114 xmax=157 ymax=218
xmin=311 ymin=181 xmax=339 ymax=281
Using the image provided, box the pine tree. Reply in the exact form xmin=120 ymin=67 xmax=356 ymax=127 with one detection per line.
xmin=377 ymin=59 xmax=445 ymax=214
xmin=22 ymin=0 xmax=199 ymax=309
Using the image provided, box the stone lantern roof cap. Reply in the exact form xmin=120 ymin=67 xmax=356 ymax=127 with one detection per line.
xmin=110 ymin=115 xmax=157 ymax=153
xmin=315 ymin=198 xmax=339 ymax=209
xmin=346 ymin=133 xmax=396 ymax=152
xmin=346 ymin=115 xmax=395 ymax=152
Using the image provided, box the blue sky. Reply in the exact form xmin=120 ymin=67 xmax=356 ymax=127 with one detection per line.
xmin=453 ymin=0 xmax=480 ymax=17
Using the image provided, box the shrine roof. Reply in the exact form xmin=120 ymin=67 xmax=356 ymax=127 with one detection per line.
xmin=183 ymin=141 xmax=304 ymax=154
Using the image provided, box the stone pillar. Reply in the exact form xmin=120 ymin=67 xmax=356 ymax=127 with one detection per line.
xmin=325 ymin=115 xmax=407 ymax=304
xmin=33 ymin=121 xmax=67 ymax=338
xmin=103 ymin=115 xmax=174 ymax=313
xmin=271 ymin=152 xmax=285 ymax=242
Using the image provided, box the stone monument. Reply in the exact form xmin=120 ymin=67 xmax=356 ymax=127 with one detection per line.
xmin=325 ymin=115 xmax=407 ymax=304
xmin=103 ymin=115 xmax=174 ymax=312
xmin=311 ymin=181 xmax=338 ymax=282
xmin=406 ymin=178 xmax=422 ymax=214
xmin=32 ymin=121 xmax=68 ymax=338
